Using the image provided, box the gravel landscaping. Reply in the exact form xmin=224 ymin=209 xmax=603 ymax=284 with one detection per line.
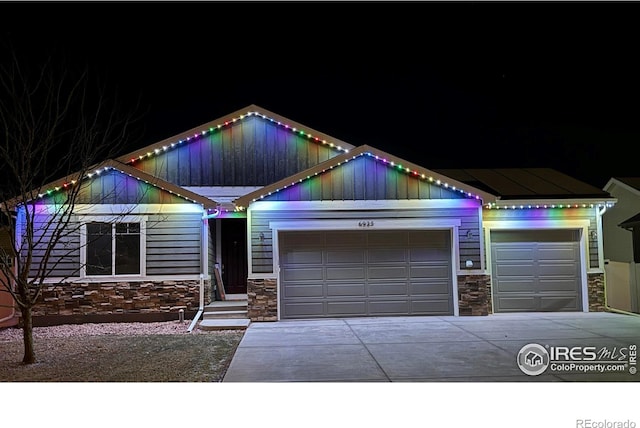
xmin=0 ymin=321 xmax=245 ymax=382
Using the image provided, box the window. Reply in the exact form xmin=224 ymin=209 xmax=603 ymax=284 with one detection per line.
xmin=85 ymin=222 xmax=142 ymax=276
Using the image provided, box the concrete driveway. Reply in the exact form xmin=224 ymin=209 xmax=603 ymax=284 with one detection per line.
xmin=222 ymin=311 xmax=640 ymax=382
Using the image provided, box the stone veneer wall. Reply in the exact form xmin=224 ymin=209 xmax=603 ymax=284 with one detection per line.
xmin=588 ymin=272 xmax=606 ymax=312
xmin=33 ymin=280 xmax=211 ymax=317
xmin=247 ymin=278 xmax=277 ymax=321
xmin=457 ymin=274 xmax=492 ymax=316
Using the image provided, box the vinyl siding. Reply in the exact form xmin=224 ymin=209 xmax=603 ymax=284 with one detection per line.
xmin=26 ymin=214 xmax=81 ymax=278
xmin=146 ymin=213 xmax=202 ymax=275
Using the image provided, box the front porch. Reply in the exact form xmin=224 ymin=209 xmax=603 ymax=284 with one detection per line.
xmin=198 ymin=293 xmax=250 ymax=331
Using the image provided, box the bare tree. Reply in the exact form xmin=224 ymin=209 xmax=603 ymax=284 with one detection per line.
xmin=0 ymin=45 xmax=142 ymax=363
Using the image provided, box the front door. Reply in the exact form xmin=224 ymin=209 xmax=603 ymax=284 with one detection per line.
xmin=221 ymin=218 xmax=248 ymax=294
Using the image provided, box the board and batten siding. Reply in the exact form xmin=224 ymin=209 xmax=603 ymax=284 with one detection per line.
xmin=250 ymin=207 xmax=481 ymax=274
xmin=65 ymin=170 xmax=187 ymax=205
xmin=263 ymin=155 xmax=470 ymax=202
xmin=132 ymin=115 xmax=343 ymax=187
xmin=483 ymin=207 xmax=601 ymax=269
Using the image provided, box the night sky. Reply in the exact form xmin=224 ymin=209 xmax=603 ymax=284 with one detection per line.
xmin=2 ymin=2 xmax=640 ymax=190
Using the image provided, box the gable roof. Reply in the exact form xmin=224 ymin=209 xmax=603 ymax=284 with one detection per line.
xmin=116 ymin=104 xmax=354 ymax=166
xmin=16 ymin=160 xmax=219 ymax=211
xmin=234 ymin=145 xmax=498 ymax=209
xmin=604 ymin=177 xmax=640 ymax=198
xmin=434 ymin=168 xmax=613 ymax=202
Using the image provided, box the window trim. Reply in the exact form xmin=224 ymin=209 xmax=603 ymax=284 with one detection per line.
xmin=79 ymin=215 xmax=147 ymax=279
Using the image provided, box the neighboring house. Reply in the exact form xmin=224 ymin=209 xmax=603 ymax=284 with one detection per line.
xmin=602 ymin=177 xmax=640 ymax=313
xmin=12 ymin=105 xmax=616 ymax=325
xmin=0 ymin=224 xmax=18 ymax=328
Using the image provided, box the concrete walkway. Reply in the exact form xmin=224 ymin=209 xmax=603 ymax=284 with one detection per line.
xmin=222 ymin=311 xmax=640 ymax=382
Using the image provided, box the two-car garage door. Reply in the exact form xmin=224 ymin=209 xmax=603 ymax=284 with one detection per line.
xmin=279 ymin=229 xmax=453 ymax=319
xmin=491 ymin=229 xmax=583 ymax=312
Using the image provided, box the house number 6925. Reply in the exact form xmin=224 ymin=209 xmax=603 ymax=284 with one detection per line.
xmin=358 ymin=220 xmax=375 ymax=227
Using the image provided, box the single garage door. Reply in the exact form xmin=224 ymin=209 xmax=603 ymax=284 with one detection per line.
xmin=491 ymin=229 xmax=582 ymax=312
xmin=279 ymin=229 xmax=453 ymax=319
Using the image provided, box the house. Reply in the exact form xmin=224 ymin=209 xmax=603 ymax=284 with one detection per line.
xmin=0 ymin=224 xmax=18 ymax=328
xmin=602 ymin=177 xmax=640 ymax=313
xmin=13 ymin=105 xmax=617 ymax=326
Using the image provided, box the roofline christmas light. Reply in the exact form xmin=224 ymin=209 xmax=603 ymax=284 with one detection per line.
xmin=126 ymin=110 xmax=350 ymax=165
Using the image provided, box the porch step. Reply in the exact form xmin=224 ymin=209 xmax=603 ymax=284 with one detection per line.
xmin=204 ymin=301 xmax=247 ymax=312
xmin=203 ymin=310 xmax=248 ymax=319
xmin=198 ymin=318 xmax=251 ymax=331
xmin=198 ymin=297 xmax=250 ymax=331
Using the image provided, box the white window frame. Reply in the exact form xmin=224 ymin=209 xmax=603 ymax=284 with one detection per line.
xmin=80 ymin=215 xmax=147 ymax=279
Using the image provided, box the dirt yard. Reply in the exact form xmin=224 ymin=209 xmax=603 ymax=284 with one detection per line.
xmin=0 ymin=321 xmax=245 ymax=382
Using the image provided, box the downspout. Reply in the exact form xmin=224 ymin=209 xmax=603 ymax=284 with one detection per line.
xmin=187 ymin=274 xmax=204 ymax=332
xmin=187 ymin=209 xmax=217 ymax=332
xmin=598 ymin=204 xmax=640 ymax=317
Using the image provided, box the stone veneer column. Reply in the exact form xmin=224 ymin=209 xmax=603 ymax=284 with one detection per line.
xmin=457 ymin=275 xmax=492 ymax=316
xmin=247 ymin=278 xmax=278 ymax=321
xmin=587 ymin=273 xmax=606 ymax=312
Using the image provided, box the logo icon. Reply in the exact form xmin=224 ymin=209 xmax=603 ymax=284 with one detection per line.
xmin=517 ymin=343 xmax=550 ymax=376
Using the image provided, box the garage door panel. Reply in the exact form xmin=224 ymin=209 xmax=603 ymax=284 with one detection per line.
xmin=538 ymin=262 xmax=578 ymax=276
xmin=494 ymin=278 xmax=536 ymax=292
xmin=283 ymin=302 xmax=325 ymax=317
xmin=369 ymin=281 xmax=408 ymax=296
xmin=327 ymin=301 xmax=367 ymax=315
xmin=496 ymin=297 xmax=537 ymax=311
xmin=538 ymin=279 xmax=581 ymax=292
xmin=368 ymin=266 xmax=408 ymax=279
xmin=410 ymin=248 xmax=449 ymax=262
xmin=539 ymin=296 xmax=580 ymax=311
xmin=327 ymin=282 xmax=366 ymax=297
xmin=326 ymin=266 xmax=366 ymax=280
xmin=325 ymin=231 xmax=366 ymax=246
xmin=410 ymin=265 xmax=450 ymax=279
xmin=494 ymin=264 xmax=535 ymax=276
xmin=494 ymin=247 xmax=534 ymax=260
xmin=281 ymin=250 xmax=324 ymax=264
xmin=283 ymin=283 xmax=324 ymax=298
xmin=326 ymin=250 xmax=365 ymax=264
xmin=409 ymin=230 xmax=449 ymax=247
xmin=282 ymin=267 xmax=324 ymax=281
xmin=368 ymin=248 xmax=407 ymax=263
xmin=538 ymin=247 xmax=578 ymax=260
xmin=410 ymin=281 xmax=451 ymax=295
xmin=282 ymin=232 xmax=324 ymax=247
xmin=412 ymin=299 xmax=452 ymax=314
xmin=369 ymin=300 xmax=410 ymax=314
xmin=367 ymin=231 xmax=406 ymax=247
